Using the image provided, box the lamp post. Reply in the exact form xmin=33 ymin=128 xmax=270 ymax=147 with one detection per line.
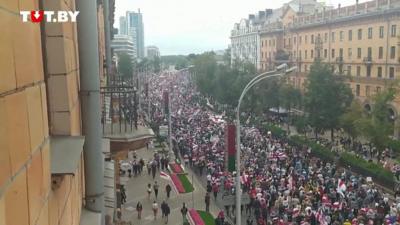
xmin=235 ymin=64 xmax=296 ymax=225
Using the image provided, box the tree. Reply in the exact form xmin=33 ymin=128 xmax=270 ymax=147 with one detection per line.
xmin=355 ymin=86 xmax=397 ymax=160
xmin=117 ymin=53 xmax=134 ymax=77
xmin=152 ymin=56 xmax=161 ymax=73
xmin=339 ymin=100 xmax=363 ymax=144
xmin=223 ymin=48 xmax=231 ymax=66
xmin=304 ymin=61 xmax=353 ymax=139
xmin=280 ymin=83 xmax=302 ymax=131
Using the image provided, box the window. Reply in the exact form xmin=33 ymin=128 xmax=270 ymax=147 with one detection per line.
xmin=367 ymin=47 xmax=372 ymax=58
xmin=299 ymin=36 xmax=302 ymax=44
xmin=379 ymin=26 xmax=384 ymax=38
xmin=357 ymin=66 xmax=361 ymax=76
xmin=324 ymin=33 xmax=328 ymax=42
xmin=299 ymin=50 xmax=302 ymax=59
xmin=262 ymin=41 xmax=264 ymax=47
xmin=368 ymin=27 xmax=373 ymax=39
xmin=324 ymin=49 xmax=328 ymax=58
xmin=311 ymin=50 xmax=314 ymax=58
xmin=348 ymin=30 xmax=352 ymax=41
xmin=331 ymin=32 xmax=335 ymax=42
xmin=294 ymin=37 xmax=297 ymax=45
xmin=348 ymin=48 xmax=352 ymax=59
xmin=390 ymin=46 xmax=396 ymax=59
xmin=391 ymin=25 xmax=397 ymax=37
xmin=305 ymin=35 xmax=308 ymax=44
xmin=339 ymin=48 xmax=343 ymax=57
xmin=347 ymin=65 xmax=352 ymax=76
xmin=340 ymin=31 xmax=344 ymax=41
xmin=358 ymin=29 xmax=362 ymax=40
xmin=357 ymin=48 xmax=362 ymax=59
xmin=379 ymin=47 xmax=384 ymax=59
xmin=366 ymin=86 xmax=371 ymax=97
xmin=390 ymin=67 xmax=395 ymax=79
xmin=356 ymin=84 xmax=360 ymax=96
xmin=311 ymin=34 xmax=314 ymax=44
xmin=332 ymin=49 xmax=335 ymax=58
xmin=305 ymin=50 xmax=308 ymax=59
xmin=377 ymin=67 xmax=382 ymax=78
xmin=366 ymin=65 xmax=371 ymax=77
xmin=376 ymin=86 xmax=381 ymax=93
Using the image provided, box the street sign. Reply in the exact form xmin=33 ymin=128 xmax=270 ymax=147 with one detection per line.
xmin=159 ymin=125 xmax=168 ymax=137
xmin=220 ymin=193 xmax=250 ymax=206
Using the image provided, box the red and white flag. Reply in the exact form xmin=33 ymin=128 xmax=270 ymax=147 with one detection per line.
xmin=160 ymin=171 xmax=170 ymax=180
xmin=337 ymin=179 xmax=346 ymax=196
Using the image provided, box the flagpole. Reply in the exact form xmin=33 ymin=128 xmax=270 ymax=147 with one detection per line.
xmin=168 ymin=92 xmax=173 ymax=154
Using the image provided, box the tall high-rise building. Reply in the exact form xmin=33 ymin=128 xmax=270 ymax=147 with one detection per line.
xmin=126 ymin=9 xmax=145 ymax=59
xmin=119 ymin=16 xmax=127 ymax=35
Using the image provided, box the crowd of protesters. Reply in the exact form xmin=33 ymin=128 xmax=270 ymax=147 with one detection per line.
xmin=139 ymin=70 xmax=400 ymax=225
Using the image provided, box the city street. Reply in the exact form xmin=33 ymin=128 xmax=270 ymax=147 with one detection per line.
xmin=121 ymin=146 xmax=221 ymax=225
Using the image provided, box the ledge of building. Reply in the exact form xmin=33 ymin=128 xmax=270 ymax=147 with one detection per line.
xmin=50 ymin=136 xmax=85 ymax=175
xmin=80 ymin=208 xmax=102 ymax=225
xmin=103 ymin=125 xmax=154 ymax=142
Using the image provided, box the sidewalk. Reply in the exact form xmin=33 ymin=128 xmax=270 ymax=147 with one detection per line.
xmin=121 ymin=147 xmax=221 ymax=225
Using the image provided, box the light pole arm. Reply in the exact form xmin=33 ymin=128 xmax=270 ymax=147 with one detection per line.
xmin=235 ymin=71 xmax=287 ymax=225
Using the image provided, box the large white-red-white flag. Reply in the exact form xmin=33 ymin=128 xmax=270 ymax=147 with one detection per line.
xmin=160 ymin=171 xmax=170 ymax=180
xmin=337 ymin=178 xmax=346 ymax=196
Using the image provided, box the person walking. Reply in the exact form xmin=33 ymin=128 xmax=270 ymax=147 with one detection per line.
xmin=136 ymin=201 xmax=143 ymax=219
xmin=152 ymin=201 xmax=158 ymax=220
xmin=212 ymin=183 xmax=219 ymax=200
xmin=164 ymin=203 xmax=170 ymax=224
xmin=165 ymin=184 xmax=172 ymax=198
xmin=154 ymin=181 xmax=159 ymax=199
xmin=147 ymin=183 xmax=152 ymax=199
xmin=205 ymin=192 xmax=211 ymax=212
xmin=181 ymin=203 xmax=188 ymax=221
xmin=151 ymin=160 xmax=157 ymax=179
xmin=161 ymin=201 xmax=168 ymax=219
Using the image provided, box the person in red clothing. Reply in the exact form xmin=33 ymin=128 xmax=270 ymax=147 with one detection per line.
xmin=212 ymin=183 xmax=219 ymax=200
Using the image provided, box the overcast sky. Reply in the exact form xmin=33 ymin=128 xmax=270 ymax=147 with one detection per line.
xmin=114 ymin=0 xmax=368 ymax=56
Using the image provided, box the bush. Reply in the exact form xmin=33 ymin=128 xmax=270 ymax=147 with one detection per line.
xmin=339 ymin=152 xmax=395 ymax=187
xmin=263 ymin=123 xmax=287 ymax=139
xmin=388 ymin=139 xmax=400 ymax=155
xmin=288 ymin=135 xmax=336 ymax=162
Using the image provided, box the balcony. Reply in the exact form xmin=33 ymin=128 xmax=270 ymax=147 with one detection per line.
xmin=336 ymin=56 xmax=344 ymax=64
xmin=101 ymin=75 xmax=154 ymax=153
xmin=363 ymin=56 xmax=373 ymax=65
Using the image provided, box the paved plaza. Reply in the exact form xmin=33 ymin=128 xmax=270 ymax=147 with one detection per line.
xmin=120 ymin=147 xmax=221 ymax=225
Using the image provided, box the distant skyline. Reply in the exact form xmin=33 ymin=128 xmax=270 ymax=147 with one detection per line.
xmin=115 ymin=0 xmax=369 ymax=56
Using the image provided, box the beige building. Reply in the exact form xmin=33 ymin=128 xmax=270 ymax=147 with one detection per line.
xmin=0 ymin=0 xmax=115 ymax=224
xmin=260 ymin=0 xmax=400 ymax=118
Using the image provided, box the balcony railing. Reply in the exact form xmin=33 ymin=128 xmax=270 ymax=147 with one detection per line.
xmin=336 ymin=56 xmax=344 ymax=64
xmin=101 ymin=75 xmax=138 ymax=136
xmin=363 ymin=56 xmax=373 ymax=64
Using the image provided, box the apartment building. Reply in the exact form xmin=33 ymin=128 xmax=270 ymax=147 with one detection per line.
xmin=257 ymin=0 xmax=400 ymax=118
xmin=0 ymin=0 xmax=115 ymax=224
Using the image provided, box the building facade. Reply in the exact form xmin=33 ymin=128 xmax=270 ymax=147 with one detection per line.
xmin=230 ymin=16 xmax=262 ymax=69
xmin=0 ymin=0 xmax=114 ymax=224
xmin=146 ymin=45 xmax=160 ymax=59
xmin=119 ymin=16 xmax=127 ymax=35
xmin=112 ymin=34 xmax=136 ymax=60
xmin=126 ymin=10 xmax=145 ymax=59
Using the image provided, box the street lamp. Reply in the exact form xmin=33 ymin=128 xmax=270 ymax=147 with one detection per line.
xmin=235 ymin=64 xmax=297 ymax=225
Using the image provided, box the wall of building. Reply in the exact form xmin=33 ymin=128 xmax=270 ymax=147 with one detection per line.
xmin=0 ymin=0 xmax=87 ymax=225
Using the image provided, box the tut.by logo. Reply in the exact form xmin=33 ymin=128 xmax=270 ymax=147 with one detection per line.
xmin=20 ymin=11 xmax=79 ymax=23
